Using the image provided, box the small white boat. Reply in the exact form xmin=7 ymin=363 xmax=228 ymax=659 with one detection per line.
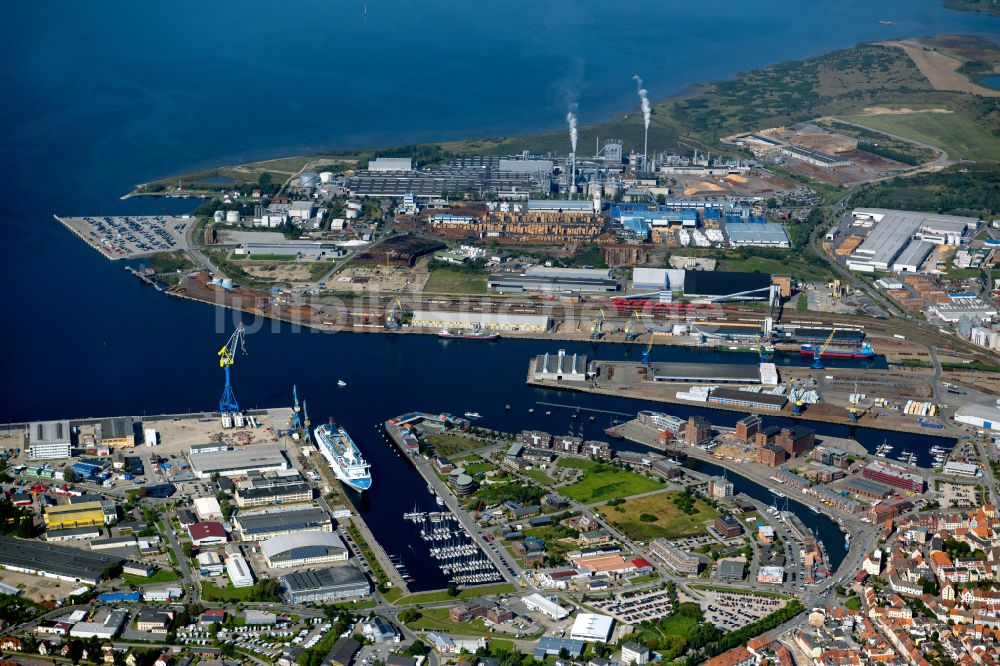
xmin=464 ymin=411 xmax=481 ymax=419
xmin=337 ymin=380 xmax=347 ymax=387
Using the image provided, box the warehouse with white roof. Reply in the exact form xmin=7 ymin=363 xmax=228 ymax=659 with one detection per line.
xmin=261 ymin=531 xmax=349 ymax=568
xmin=569 ymin=613 xmax=615 ymax=642
xmin=847 ymin=208 xmax=977 ymax=273
xmin=523 ymin=593 xmax=569 ymax=620
xmin=188 ymin=446 xmax=290 ymax=479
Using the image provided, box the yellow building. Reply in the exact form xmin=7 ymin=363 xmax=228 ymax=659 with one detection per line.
xmin=99 ymin=417 xmax=134 ymax=448
xmin=44 ymin=501 xmax=105 ymax=530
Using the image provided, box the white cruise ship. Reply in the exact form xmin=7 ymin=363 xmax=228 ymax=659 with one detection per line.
xmin=313 ymin=421 xmax=372 ymax=492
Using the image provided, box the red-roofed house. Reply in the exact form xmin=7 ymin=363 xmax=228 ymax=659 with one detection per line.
xmin=188 ymin=521 xmax=227 ymax=546
xmin=629 ymin=558 xmax=653 ymax=573
xmin=704 ymin=647 xmax=754 ymax=666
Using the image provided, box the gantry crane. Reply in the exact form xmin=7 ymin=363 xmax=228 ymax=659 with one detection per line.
xmin=385 ymin=298 xmax=404 ymax=331
xmin=624 ymin=311 xmax=642 ymax=342
xmin=811 ymin=328 xmax=838 ymax=370
xmin=590 ymin=309 xmax=605 ymax=340
xmin=218 ymin=323 xmax=247 ymax=414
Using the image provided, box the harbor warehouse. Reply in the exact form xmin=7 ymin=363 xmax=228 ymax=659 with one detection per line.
xmin=280 ymin=566 xmax=370 ymax=602
xmin=234 ymin=507 xmax=333 ymax=541
xmin=262 ymin=532 xmax=349 ymax=568
xmin=188 ymin=445 xmax=290 ymax=479
xmin=411 ymin=310 xmax=549 ymax=333
xmin=0 ymin=536 xmax=123 ymax=585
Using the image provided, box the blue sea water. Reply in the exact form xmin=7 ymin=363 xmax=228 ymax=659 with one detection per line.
xmin=0 ymin=0 xmax=996 ymax=588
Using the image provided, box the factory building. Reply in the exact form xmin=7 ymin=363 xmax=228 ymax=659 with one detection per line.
xmin=44 ymin=501 xmax=110 ymax=531
xmin=187 ymin=445 xmax=290 ymax=479
xmin=27 ymin=421 xmax=72 ymax=460
xmin=570 ymin=613 xmax=614 ymax=642
xmin=779 ymin=146 xmax=851 ymax=167
xmin=280 ymin=566 xmax=371 ymax=603
xmin=954 ymin=403 xmax=1000 ymax=432
xmin=261 ymin=532 xmax=349 ymax=568
xmin=99 ymin=417 xmax=134 ymax=448
xmin=411 ymin=310 xmax=550 ymax=333
xmin=233 ymin=506 xmax=332 ymax=542
xmin=226 ymin=551 xmax=255 ymax=588
xmin=522 ymin=593 xmax=570 ymax=620
xmin=724 ymin=214 xmax=790 ymax=248
xmin=651 ymin=362 xmax=763 ymax=384
xmin=708 ymin=389 xmax=787 ymax=412
xmin=846 ymin=208 xmax=977 ymax=273
xmin=234 ymin=242 xmax=346 ymax=260
xmin=892 ymin=240 xmax=935 ymax=273
xmin=532 ymin=349 xmax=589 ymax=381
xmin=489 ymin=267 xmax=620 ymax=294
xmin=349 ymin=157 xmax=542 ymax=199
xmin=0 ymin=536 xmax=122 ymax=585
xmin=368 ymin=157 xmax=412 ymax=172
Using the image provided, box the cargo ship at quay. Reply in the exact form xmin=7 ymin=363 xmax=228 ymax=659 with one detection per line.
xmin=313 ymin=421 xmax=372 ymax=492
xmin=437 ymin=325 xmax=499 ymax=341
xmin=799 ymin=342 xmax=876 ymax=360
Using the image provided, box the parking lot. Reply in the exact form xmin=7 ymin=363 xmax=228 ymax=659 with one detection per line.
xmin=59 ymin=215 xmax=190 ymax=259
xmin=695 ymin=590 xmax=787 ymax=632
xmin=589 ymin=586 xmax=674 ymax=623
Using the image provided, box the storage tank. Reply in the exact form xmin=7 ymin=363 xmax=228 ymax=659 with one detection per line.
xmin=225 ymin=210 xmax=241 ymax=223
xmin=319 ymin=171 xmax=333 ymax=184
xmin=213 ymin=210 xmax=225 ymax=223
xmin=300 ymin=172 xmax=319 ymax=188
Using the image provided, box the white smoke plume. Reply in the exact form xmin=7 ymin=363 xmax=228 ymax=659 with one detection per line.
xmin=633 ymin=74 xmax=651 ymax=129
xmin=566 ymin=110 xmax=578 ymax=153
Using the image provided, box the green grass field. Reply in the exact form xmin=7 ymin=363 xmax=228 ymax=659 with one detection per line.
xmin=718 ymin=254 xmax=833 ymax=282
xmin=123 ymin=569 xmax=179 ymax=586
xmin=838 ymin=111 xmax=1000 ymax=162
xmin=393 ymin=582 xmax=515 ymax=605
xmin=522 ymin=469 xmax=556 ymax=485
xmin=201 ymin=580 xmax=258 ymax=602
xmin=601 ymin=491 xmax=720 ymax=541
xmin=425 ymin=432 xmax=483 ymax=457
xmin=423 ymin=268 xmax=487 ymax=294
xmin=556 ymin=458 xmax=662 ymax=504
xmin=404 ymin=607 xmax=489 ymax=635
